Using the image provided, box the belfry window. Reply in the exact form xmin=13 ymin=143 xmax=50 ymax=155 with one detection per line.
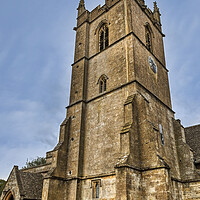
xmin=98 ymin=75 xmax=108 ymax=93
xmin=99 ymin=24 xmax=109 ymax=51
xmin=145 ymin=25 xmax=153 ymax=52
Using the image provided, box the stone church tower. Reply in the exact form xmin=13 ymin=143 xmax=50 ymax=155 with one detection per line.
xmin=1 ymin=0 xmax=200 ymax=199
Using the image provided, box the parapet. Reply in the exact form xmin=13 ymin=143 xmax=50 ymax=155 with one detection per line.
xmin=76 ymin=0 xmax=162 ymax=32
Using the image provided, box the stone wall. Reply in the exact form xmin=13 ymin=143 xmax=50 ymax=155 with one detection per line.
xmin=21 ymin=163 xmax=52 ymax=175
xmin=131 ymin=0 xmax=165 ymax=66
xmin=79 ymin=175 xmax=116 ymax=199
xmin=142 ymin=168 xmax=171 ymax=199
xmin=0 ymin=167 xmax=20 ymax=200
xmin=84 ymin=89 xmax=125 ymax=176
xmin=171 ymin=180 xmax=184 ymax=200
xmin=185 ymin=124 xmax=200 ymax=163
xmin=183 ymin=181 xmax=200 ymax=200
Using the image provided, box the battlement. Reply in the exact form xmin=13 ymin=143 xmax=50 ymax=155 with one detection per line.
xmin=90 ymin=4 xmax=106 ymax=22
xmin=76 ymin=0 xmax=162 ymax=31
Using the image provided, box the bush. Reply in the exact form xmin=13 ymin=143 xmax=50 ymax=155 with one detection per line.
xmin=0 ymin=179 xmax=6 ymax=195
xmin=22 ymin=156 xmax=46 ymax=169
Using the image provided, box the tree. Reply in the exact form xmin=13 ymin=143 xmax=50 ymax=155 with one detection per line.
xmin=0 ymin=179 xmax=6 ymax=195
xmin=22 ymin=156 xmax=46 ymax=169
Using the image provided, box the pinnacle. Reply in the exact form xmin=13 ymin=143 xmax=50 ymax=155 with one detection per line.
xmin=153 ymin=1 xmax=159 ymax=12
xmin=77 ymin=0 xmax=86 ymax=15
xmin=79 ymin=0 xmax=85 ymax=5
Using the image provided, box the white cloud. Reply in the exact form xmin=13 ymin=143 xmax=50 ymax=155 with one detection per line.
xmin=0 ymin=145 xmax=49 ymax=180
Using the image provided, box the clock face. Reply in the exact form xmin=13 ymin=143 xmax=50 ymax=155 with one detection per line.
xmin=148 ymin=56 xmax=157 ymax=74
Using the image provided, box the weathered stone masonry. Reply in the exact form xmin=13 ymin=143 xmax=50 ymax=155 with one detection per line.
xmin=1 ymin=0 xmax=200 ymax=199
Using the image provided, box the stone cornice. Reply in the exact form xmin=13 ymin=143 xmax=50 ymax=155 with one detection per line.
xmin=66 ymin=80 xmax=175 ymax=114
xmin=72 ymin=31 xmax=168 ymax=72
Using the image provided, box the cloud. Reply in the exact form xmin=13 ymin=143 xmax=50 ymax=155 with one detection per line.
xmin=0 ymin=98 xmax=58 ymax=145
xmin=0 ymin=1 xmax=75 ymax=179
xmin=0 ymin=96 xmax=62 ymax=179
xmin=0 ymin=145 xmax=49 ymax=180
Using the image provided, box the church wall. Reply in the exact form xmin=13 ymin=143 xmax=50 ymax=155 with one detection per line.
xmin=126 ymin=34 xmax=135 ymax=82
xmin=126 ymin=168 xmax=142 ymax=199
xmin=133 ymin=37 xmax=171 ymax=108
xmin=66 ymin=179 xmax=78 ymax=200
xmin=20 ymin=163 xmax=52 ymax=175
xmin=53 ymin=0 xmax=200 ymax=199
xmin=43 ymin=179 xmax=68 ymax=200
xmin=131 ymin=0 xmax=166 ymax=67
xmin=70 ymin=59 xmax=85 ymax=104
xmin=42 ymin=179 xmax=50 ymax=200
xmin=116 ymin=167 xmax=142 ymax=200
xmin=0 ymin=168 xmax=21 ymax=200
xmin=74 ymin=22 xmax=89 ymax=62
xmin=173 ymin=120 xmax=197 ymax=181
xmin=87 ymin=39 xmax=129 ymax=100
xmin=185 ymin=125 xmax=200 ymax=162
xmin=88 ymin=0 xmax=125 ymax=58
xmin=42 ymin=179 xmax=79 ymax=200
xmin=66 ymin=103 xmax=84 ymax=177
xmin=171 ymin=180 xmax=184 ymax=200
xmin=136 ymin=85 xmax=181 ymax=178
xmin=84 ymin=88 xmax=127 ymax=176
xmin=183 ymin=181 xmax=200 ymax=200
xmin=79 ymin=175 xmax=116 ymax=200
xmin=142 ymin=168 xmax=170 ymax=199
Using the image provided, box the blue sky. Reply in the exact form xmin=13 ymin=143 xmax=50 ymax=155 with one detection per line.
xmin=0 ymin=0 xmax=200 ymax=179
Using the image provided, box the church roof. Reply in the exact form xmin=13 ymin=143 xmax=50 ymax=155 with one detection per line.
xmin=2 ymin=166 xmax=44 ymax=200
xmin=16 ymin=169 xmax=43 ymax=200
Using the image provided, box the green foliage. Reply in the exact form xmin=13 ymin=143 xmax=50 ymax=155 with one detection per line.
xmin=22 ymin=156 xmax=46 ymax=169
xmin=0 ymin=179 xmax=6 ymax=195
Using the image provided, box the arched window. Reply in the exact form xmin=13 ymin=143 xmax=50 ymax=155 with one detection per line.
xmin=3 ymin=191 xmax=14 ymax=200
xmin=97 ymin=75 xmax=108 ymax=93
xmin=145 ymin=24 xmax=153 ymax=52
xmin=99 ymin=24 xmax=109 ymax=51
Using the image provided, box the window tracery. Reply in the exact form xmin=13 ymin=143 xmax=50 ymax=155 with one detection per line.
xmin=145 ymin=24 xmax=153 ymax=52
xmin=98 ymin=75 xmax=108 ymax=93
xmin=99 ymin=24 xmax=109 ymax=51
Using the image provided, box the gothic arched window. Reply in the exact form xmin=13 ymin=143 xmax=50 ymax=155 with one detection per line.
xmin=97 ymin=75 xmax=108 ymax=93
xmin=145 ymin=25 xmax=153 ymax=52
xmin=4 ymin=191 xmax=14 ymax=200
xmin=99 ymin=24 xmax=109 ymax=51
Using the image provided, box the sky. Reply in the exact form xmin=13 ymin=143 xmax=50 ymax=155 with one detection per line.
xmin=0 ymin=0 xmax=200 ymax=180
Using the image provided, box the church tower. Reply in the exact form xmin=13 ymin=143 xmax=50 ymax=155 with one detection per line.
xmin=40 ymin=0 xmax=200 ymax=199
xmin=2 ymin=0 xmax=200 ymax=200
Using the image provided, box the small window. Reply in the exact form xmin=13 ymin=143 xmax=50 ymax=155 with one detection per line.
xmin=159 ymin=124 xmax=164 ymax=145
xmin=100 ymin=79 xmax=106 ymax=93
xmin=92 ymin=180 xmax=101 ymax=199
xmin=98 ymin=75 xmax=108 ymax=93
xmin=99 ymin=24 xmax=109 ymax=51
